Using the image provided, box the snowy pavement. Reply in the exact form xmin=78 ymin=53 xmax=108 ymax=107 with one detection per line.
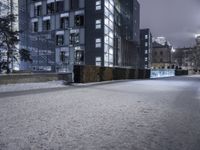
xmin=0 ymin=81 xmax=66 ymax=93
xmin=0 ymin=76 xmax=200 ymax=150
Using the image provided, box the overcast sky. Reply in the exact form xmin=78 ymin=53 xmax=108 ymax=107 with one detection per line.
xmin=138 ymin=0 xmax=200 ymax=48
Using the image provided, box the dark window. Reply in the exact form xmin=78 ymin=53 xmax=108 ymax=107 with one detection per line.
xmin=56 ymin=35 xmax=64 ymax=46
xmin=70 ymin=0 xmax=79 ymax=10
xmin=47 ymin=3 xmax=54 ymax=14
xmin=43 ymin=20 xmax=51 ymax=31
xmin=34 ymin=5 xmax=42 ymax=16
xmin=60 ymin=51 xmax=65 ymax=62
xmin=55 ymin=1 xmax=64 ymax=12
xmin=33 ymin=22 xmax=38 ymax=32
xmin=75 ymin=15 xmax=84 ymax=26
xmin=60 ymin=17 xmax=69 ymax=29
xmin=160 ymin=51 xmax=163 ymax=55
xmin=70 ymin=33 xmax=80 ymax=45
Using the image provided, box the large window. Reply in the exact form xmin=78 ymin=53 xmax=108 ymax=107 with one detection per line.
xmin=104 ymin=0 xmax=114 ymax=67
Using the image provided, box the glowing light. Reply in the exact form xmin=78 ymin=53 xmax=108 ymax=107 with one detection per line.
xmin=195 ymin=34 xmax=200 ymax=38
xmin=171 ymin=47 xmax=176 ymax=52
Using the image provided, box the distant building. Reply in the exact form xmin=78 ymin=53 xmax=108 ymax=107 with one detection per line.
xmin=152 ymin=41 xmax=172 ymax=69
xmin=173 ymin=47 xmax=194 ymax=70
xmin=140 ymin=28 xmax=152 ymax=69
xmin=19 ymin=0 xmax=141 ymax=73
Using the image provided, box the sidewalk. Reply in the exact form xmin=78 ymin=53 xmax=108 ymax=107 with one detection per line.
xmin=0 ymin=81 xmax=67 ymax=93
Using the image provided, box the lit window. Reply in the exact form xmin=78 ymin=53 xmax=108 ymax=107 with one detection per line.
xmin=145 ymin=42 xmax=148 ymax=47
xmin=145 ymin=50 xmax=148 ymax=54
xmin=145 ymin=57 xmax=148 ymax=62
xmin=145 ymin=35 xmax=148 ymax=39
xmin=96 ymin=57 xmax=101 ymax=66
xmin=95 ymin=38 xmax=101 ymax=48
xmin=96 ymin=0 xmax=101 ymax=10
xmin=95 ymin=19 xmax=101 ymax=29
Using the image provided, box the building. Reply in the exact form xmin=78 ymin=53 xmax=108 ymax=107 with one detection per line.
xmin=152 ymin=40 xmax=172 ymax=69
xmin=173 ymin=47 xmax=194 ymax=70
xmin=140 ymin=28 xmax=152 ymax=69
xmin=19 ymin=0 xmax=140 ymax=73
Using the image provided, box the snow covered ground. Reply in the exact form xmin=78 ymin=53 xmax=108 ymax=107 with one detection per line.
xmin=0 ymin=81 xmax=66 ymax=93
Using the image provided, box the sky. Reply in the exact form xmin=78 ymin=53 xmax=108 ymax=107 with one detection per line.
xmin=138 ymin=0 xmax=200 ymax=48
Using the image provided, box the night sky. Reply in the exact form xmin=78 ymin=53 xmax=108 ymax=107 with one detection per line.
xmin=138 ymin=0 xmax=200 ymax=48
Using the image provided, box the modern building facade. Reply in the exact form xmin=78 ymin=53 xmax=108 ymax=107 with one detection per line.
xmin=140 ymin=28 xmax=152 ymax=69
xmin=19 ymin=0 xmax=140 ymax=73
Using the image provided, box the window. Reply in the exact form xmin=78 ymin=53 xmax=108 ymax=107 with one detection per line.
xmin=70 ymin=0 xmax=79 ymax=10
xmin=96 ymin=57 xmax=101 ymax=66
xmin=56 ymin=35 xmax=64 ymax=46
xmin=145 ymin=50 xmax=148 ymax=54
xmin=60 ymin=17 xmax=69 ymax=29
xmin=145 ymin=42 xmax=148 ymax=47
xmin=75 ymin=15 xmax=84 ymax=26
xmin=47 ymin=2 xmax=54 ymax=14
xmin=55 ymin=1 xmax=64 ymax=12
xmin=145 ymin=57 xmax=148 ymax=62
xmin=34 ymin=4 xmax=42 ymax=16
xmin=95 ymin=19 xmax=101 ymax=29
xmin=95 ymin=38 xmax=101 ymax=48
xmin=160 ymin=51 xmax=163 ymax=55
xmin=43 ymin=19 xmax=51 ymax=31
xmin=70 ymin=30 xmax=80 ymax=45
xmin=32 ymin=22 xmax=38 ymax=32
xmin=75 ymin=50 xmax=84 ymax=64
xmin=60 ymin=51 xmax=69 ymax=63
xmin=145 ymin=34 xmax=148 ymax=39
xmin=96 ymin=0 xmax=101 ymax=10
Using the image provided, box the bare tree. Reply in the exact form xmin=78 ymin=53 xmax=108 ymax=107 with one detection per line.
xmin=0 ymin=14 xmax=19 ymax=73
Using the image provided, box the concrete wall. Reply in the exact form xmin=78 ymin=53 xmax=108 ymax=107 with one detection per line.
xmin=74 ymin=65 xmax=150 ymax=83
xmin=0 ymin=73 xmax=72 ymax=85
